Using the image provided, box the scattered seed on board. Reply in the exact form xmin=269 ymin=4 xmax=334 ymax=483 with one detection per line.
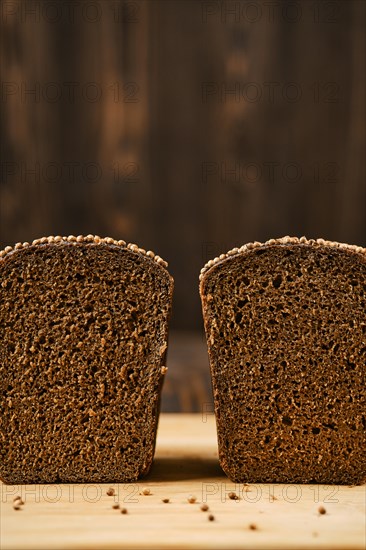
xmin=141 ymin=487 xmax=151 ymax=496
xmin=12 ymin=496 xmax=24 ymax=510
xmin=106 ymin=488 xmax=115 ymax=496
xmin=187 ymin=495 xmax=197 ymax=503
xmin=228 ymin=492 xmax=239 ymax=500
xmin=112 ymin=503 xmax=120 ymax=510
xmin=121 ymin=508 xmax=128 ymax=514
xmin=162 ymin=498 xmax=170 ymax=503
xmin=249 ymin=523 xmax=257 ymax=530
xmin=208 ymin=514 xmax=215 ymax=521
xmin=200 ymin=504 xmax=209 ymax=512
xmin=318 ymin=506 xmax=326 ymax=515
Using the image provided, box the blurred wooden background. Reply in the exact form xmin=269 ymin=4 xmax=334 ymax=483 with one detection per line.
xmin=1 ymin=1 xmax=365 ymax=410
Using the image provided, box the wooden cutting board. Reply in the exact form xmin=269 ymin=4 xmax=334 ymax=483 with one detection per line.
xmin=1 ymin=413 xmax=365 ymax=549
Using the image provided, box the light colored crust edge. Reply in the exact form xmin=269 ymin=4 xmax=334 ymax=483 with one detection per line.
xmin=200 ymin=236 xmax=366 ymax=281
xmin=0 ymin=234 xmax=169 ymax=270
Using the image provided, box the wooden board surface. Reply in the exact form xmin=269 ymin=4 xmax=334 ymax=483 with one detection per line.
xmin=1 ymin=414 xmax=365 ymax=550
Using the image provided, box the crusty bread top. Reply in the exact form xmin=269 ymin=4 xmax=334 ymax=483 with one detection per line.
xmin=0 ymin=234 xmax=169 ymax=270
xmin=200 ymin=236 xmax=366 ymax=281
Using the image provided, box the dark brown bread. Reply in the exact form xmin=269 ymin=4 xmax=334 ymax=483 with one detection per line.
xmin=200 ymin=237 xmax=366 ymax=484
xmin=0 ymin=235 xmax=173 ymax=484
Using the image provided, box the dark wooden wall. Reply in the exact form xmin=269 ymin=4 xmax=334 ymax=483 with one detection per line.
xmin=1 ymin=0 xmax=365 ymax=333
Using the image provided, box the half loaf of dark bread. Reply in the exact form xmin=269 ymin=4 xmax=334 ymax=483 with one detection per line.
xmin=0 ymin=235 xmax=173 ymax=483
xmin=200 ymin=236 xmax=366 ymax=484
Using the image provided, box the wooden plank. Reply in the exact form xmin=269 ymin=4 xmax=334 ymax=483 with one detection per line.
xmin=1 ymin=413 xmax=365 ymax=550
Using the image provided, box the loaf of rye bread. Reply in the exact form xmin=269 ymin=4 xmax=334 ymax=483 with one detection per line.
xmin=200 ymin=236 xmax=366 ymax=484
xmin=0 ymin=235 xmax=173 ymax=484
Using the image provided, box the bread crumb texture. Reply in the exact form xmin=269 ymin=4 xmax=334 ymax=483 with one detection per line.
xmin=200 ymin=236 xmax=366 ymax=484
xmin=0 ymin=235 xmax=173 ymax=484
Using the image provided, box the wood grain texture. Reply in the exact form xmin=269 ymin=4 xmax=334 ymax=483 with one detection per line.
xmin=1 ymin=414 xmax=365 ymax=550
xmin=161 ymin=331 xmax=212 ymax=412
xmin=1 ymin=1 xmax=365 ymax=331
